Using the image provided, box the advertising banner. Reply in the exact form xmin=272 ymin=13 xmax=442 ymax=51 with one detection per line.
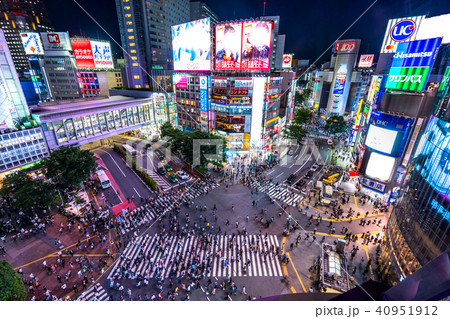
xmin=20 ymin=33 xmax=44 ymax=55
xmin=172 ymin=18 xmax=211 ymax=71
xmin=380 ymin=15 xmax=425 ymax=53
xmin=200 ymin=76 xmax=208 ymax=116
xmin=386 ymin=37 xmax=441 ymax=92
xmin=358 ymin=54 xmax=374 ymax=68
xmin=90 ymin=41 xmax=114 ymax=69
xmin=40 ymin=32 xmax=71 ymax=51
xmin=282 ymin=54 xmax=293 ymax=68
xmin=333 ymin=73 xmax=346 ymax=95
xmin=241 ymin=21 xmax=273 ymax=70
xmin=173 ymin=75 xmax=188 ymax=89
xmin=416 ymin=13 xmax=450 ymax=44
xmin=215 ymin=22 xmax=242 ymax=70
xmin=367 ymin=75 xmax=383 ymax=105
xmin=71 ymin=40 xmax=95 ymax=68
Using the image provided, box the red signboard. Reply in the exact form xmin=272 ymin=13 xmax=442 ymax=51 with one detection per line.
xmin=71 ymin=40 xmax=95 ymax=68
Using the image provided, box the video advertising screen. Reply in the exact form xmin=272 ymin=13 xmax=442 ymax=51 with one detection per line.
xmin=241 ymin=21 xmax=273 ymax=70
xmin=215 ymin=22 xmax=242 ymax=70
xmin=172 ymin=18 xmax=211 ymax=71
xmin=365 ymin=152 xmax=396 ymax=182
xmin=365 ymin=125 xmax=401 ymax=155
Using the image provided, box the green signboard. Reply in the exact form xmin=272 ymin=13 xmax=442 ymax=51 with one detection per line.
xmin=385 ymin=66 xmax=430 ymax=92
xmin=438 ymin=66 xmax=450 ymax=93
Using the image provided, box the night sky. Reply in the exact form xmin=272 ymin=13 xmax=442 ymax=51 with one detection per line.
xmin=45 ymin=0 xmax=449 ymax=62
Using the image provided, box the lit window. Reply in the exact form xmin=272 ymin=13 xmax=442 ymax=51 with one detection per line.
xmin=132 ymin=63 xmax=138 ymax=66
xmin=128 ymin=36 xmax=134 ymax=39
xmin=130 ymin=50 xmax=136 ymax=53
xmin=135 ymin=85 xmax=141 ymax=88
xmin=124 ymin=6 xmax=131 ymax=10
xmin=125 ymin=14 xmax=132 ymax=18
xmin=134 ymin=75 xmax=140 ymax=79
xmin=127 ymin=28 xmax=134 ymax=32
xmin=126 ymin=21 xmax=133 ymax=25
xmin=129 ymin=43 xmax=135 ymax=46
xmin=131 ymin=56 xmax=137 ymax=60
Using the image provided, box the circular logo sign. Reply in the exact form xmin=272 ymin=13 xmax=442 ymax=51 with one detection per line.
xmin=390 ymin=19 xmax=416 ymax=42
xmin=283 ymin=55 xmax=292 ymax=64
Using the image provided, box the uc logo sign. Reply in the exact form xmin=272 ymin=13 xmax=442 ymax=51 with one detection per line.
xmin=390 ymin=19 xmax=416 ymax=42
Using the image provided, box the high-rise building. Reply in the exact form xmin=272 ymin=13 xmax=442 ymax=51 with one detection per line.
xmin=115 ymin=0 xmax=190 ymax=89
xmin=190 ymin=1 xmax=219 ymax=25
xmin=0 ymin=0 xmax=53 ymax=76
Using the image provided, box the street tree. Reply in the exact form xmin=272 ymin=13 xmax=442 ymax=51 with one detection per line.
xmin=0 ymin=260 xmax=26 ymax=301
xmin=43 ymin=146 xmax=96 ymax=189
xmin=282 ymin=123 xmax=307 ymax=143
xmin=325 ymin=115 xmax=347 ymax=134
xmin=293 ymin=108 xmax=313 ymax=125
xmin=0 ymin=171 xmax=57 ymax=212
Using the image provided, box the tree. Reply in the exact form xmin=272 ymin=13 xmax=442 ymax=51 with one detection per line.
xmin=325 ymin=115 xmax=347 ymax=134
xmin=0 ymin=171 xmax=57 ymax=212
xmin=293 ymin=108 xmax=313 ymax=125
xmin=160 ymin=121 xmax=178 ymax=139
xmin=43 ymin=146 xmax=96 ymax=189
xmin=294 ymin=88 xmax=312 ymax=106
xmin=0 ymin=260 xmax=27 ymax=301
xmin=282 ymin=123 xmax=307 ymax=143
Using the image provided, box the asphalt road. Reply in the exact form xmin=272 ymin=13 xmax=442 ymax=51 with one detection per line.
xmin=94 ymin=147 xmax=153 ymax=205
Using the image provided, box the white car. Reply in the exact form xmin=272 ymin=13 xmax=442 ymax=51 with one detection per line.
xmin=177 ymin=170 xmax=189 ymax=180
xmin=311 ymin=164 xmax=320 ymax=172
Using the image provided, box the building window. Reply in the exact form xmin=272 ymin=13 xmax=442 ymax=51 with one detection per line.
xmin=134 ymin=75 xmax=140 ymax=79
xmin=129 ymin=43 xmax=135 ymax=46
xmin=125 ymin=14 xmax=132 ymax=18
xmin=135 ymin=85 xmax=141 ymax=88
xmin=127 ymin=28 xmax=134 ymax=33
xmin=128 ymin=36 xmax=134 ymax=39
xmin=126 ymin=21 xmax=133 ymax=25
xmin=131 ymin=56 xmax=137 ymax=60
xmin=132 ymin=63 xmax=138 ymax=66
xmin=124 ymin=6 xmax=131 ymax=10
xmin=130 ymin=50 xmax=136 ymax=53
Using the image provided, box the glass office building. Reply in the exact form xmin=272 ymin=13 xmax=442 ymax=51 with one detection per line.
xmin=382 ymin=60 xmax=450 ymax=284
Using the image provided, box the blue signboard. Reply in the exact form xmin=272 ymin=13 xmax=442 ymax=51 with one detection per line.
xmin=200 ymin=76 xmax=208 ymax=115
xmin=391 ymin=37 xmax=442 ymax=68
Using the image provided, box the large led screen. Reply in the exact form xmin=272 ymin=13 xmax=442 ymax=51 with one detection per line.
xmin=365 ymin=152 xmax=396 ymax=182
xmin=386 ymin=37 xmax=442 ymax=92
xmin=241 ymin=21 xmax=273 ymax=70
xmin=172 ymin=18 xmax=211 ymax=71
xmin=215 ymin=20 xmax=273 ymax=71
xmin=414 ymin=115 xmax=450 ymax=202
xmin=215 ymin=22 xmax=242 ymax=70
xmin=364 ymin=111 xmax=414 ymax=157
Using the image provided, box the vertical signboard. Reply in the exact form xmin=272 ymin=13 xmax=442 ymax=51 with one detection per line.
xmin=90 ymin=41 xmax=114 ymax=69
xmin=200 ymin=76 xmax=208 ymax=117
xmin=71 ymin=40 xmax=95 ymax=68
xmin=241 ymin=21 xmax=273 ymax=71
xmin=358 ymin=54 xmax=374 ymax=68
xmin=282 ymin=54 xmax=293 ymax=68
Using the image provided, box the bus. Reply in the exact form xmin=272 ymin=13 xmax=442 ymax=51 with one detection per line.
xmin=97 ymin=170 xmax=111 ymax=189
xmin=122 ymin=144 xmax=137 ymax=156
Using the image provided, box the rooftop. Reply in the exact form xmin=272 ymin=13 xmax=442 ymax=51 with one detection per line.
xmin=30 ymin=95 xmax=149 ymax=117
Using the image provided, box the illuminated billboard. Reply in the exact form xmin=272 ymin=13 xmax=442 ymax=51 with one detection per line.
xmin=215 ymin=20 xmax=273 ymax=71
xmin=90 ymin=41 xmax=114 ymax=69
xmin=20 ymin=33 xmax=44 ymax=55
xmin=71 ymin=40 xmax=95 ymax=68
xmin=282 ymin=54 xmax=293 ymax=68
xmin=241 ymin=21 xmax=273 ymax=70
xmin=386 ymin=37 xmax=442 ymax=92
xmin=333 ymin=73 xmax=346 ymax=95
xmin=173 ymin=74 xmax=188 ymax=89
xmin=40 ymin=32 xmax=72 ymax=51
xmin=172 ymin=18 xmax=211 ymax=71
xmin=365 ymin=152 xmax=395 ymax=182
xmin=215 ymin=22 xmax=242 ymax=70
xmin=380 ymin=15 xmax=425 ymax=53
xmin=416 ymin=14 xmax=450 ymax=44
xmin=364 ymin=111 xmax=414 ymax=157
xmin=358 ymin=54 xmax=374 ymax=68
xmin=71 ymin=40 xmax=113 ymax=69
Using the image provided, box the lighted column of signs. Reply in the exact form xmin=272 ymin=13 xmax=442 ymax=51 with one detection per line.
xmin=215 ymin=21 xmax=273 ymax=71
xmin=70 ymin=40 xmax=114 ymax=69
xmin=200 ymin=76 xmax=208 ymax=117
xmin=380 ymin=16 xmax=425 ymax=53
xmin=385 ymin=37 xmax=442 ymax=92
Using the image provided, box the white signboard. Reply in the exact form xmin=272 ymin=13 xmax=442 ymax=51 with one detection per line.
xmin=20 ymin=32 xmax=44 ymax=55
xmin=358 ymin=54 xmax=374 ymax=68
xmin=90 ymin=41 xmax=114 ymax=69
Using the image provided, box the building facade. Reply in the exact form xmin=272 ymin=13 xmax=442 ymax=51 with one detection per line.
xmin=115 ymin=0 xmax=190 ymax=89
xmin=190 ymin=1 xmax=219 ymax=25
xmin=0 ymin=0 xmax=53 ymax=76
